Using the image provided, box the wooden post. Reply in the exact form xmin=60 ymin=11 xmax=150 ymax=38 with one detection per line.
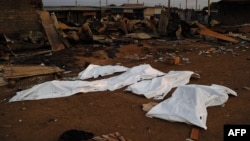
xmin=168 ymin=0 xmax=171 ymax=8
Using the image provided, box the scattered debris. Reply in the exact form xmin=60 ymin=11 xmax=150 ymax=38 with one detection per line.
xmin=243 ymin=86 xmax=250 ymax=90
xmin=186 ymin=127 xmax=200 ymax=141
xmin=78 ymin=22 xmax=94 ymax=41
xmin=0 ymin=77 xmax=8 ymax=87
xmin=0 ymin=124 xmax=12 ymax=128
xmin=158 ymin=9 xmax=170 ymax=36
xmin=228 ymin=32 xmax=250 ymax=41
xmin=125 ymin=33 xmax=152 ymax=40
xmin=93 ymin=132 xmax=132 ymax=141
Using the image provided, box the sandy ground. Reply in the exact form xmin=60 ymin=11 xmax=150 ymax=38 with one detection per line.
xmin=0 ymin=38 xmax=250 ymax=141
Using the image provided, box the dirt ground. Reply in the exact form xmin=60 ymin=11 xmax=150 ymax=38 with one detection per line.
xmin=0 ymin=38 xmax=250 ymax=141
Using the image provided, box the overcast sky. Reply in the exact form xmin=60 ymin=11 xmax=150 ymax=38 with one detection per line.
xmin=43 ymin=0 xmax=220 ymax=9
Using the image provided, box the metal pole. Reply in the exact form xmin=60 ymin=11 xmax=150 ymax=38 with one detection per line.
xmin=186 ymin=0 xmax=187 ymax=9
xmin=196 ymin=0 xmax=197 ymax=10
xmin=208 ymin=0 xmax=211 ymax=16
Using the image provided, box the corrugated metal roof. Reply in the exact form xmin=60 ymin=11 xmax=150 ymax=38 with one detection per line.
xmin=219 ymin=0 xmax=250 ymax=2
xmin=221 ymin=0 xmax=250 ymax=1
xmin=44 ymin=6 xmax=101 ymax=11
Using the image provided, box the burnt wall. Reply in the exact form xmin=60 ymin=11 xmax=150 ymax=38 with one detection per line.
xmin=0 ymin=0 xmax=43 ymax=36
xmin=218 ymin=2 xmax=250 ymax=25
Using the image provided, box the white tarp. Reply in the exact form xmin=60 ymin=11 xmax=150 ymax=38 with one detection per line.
xmin=146 ymin=84 xmax=237 ymax=129
xmin=125 ymin=71 xmax=196 ymax=100
xmin=9 ymin=64 xmax=164 ymax=102
xmin=78 ymin=64 xmax=129 ymax=80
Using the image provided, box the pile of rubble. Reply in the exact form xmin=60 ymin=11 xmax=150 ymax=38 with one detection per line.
xmin=1 ymin=8 xmax=250 ymax=89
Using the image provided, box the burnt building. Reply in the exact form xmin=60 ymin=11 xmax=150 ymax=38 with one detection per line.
xmin=106 ymin=3 xmax=145 ymax=20
xmin=44 ymin=6 xmax=102 ymax=25
xmin=218 ymin=0 xmax=250 ymax=25
xmin=0 ymin=0 xmax=43 ymax=36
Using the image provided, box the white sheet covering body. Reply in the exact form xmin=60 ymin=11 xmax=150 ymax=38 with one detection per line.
xmin=8 ymin=64 xmax=237 ymax=130
xmin=106 ymin=64 xmax=164 ymax=91
xmin=78 ymin=64 xmax=129 ymax=80
xmin=125 ymin=71 xmax=195 ymax=99
xmin=9 ymin=80 xmax=108 ymax=102
xmin=146 ymin=84 xmax=237 ymax=129
xmin=9 ymin=64 xmax=164 ymax=102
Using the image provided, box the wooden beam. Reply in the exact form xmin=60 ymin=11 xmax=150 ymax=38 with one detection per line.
xmin=3 ymin=65 xmax=64 ymax=79
xmin=195 ymin=22 xmax=239 ymax=43
xmin=37 ymin=10 xmax=65 ymax=52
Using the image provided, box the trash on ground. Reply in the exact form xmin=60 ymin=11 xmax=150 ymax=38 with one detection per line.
xmin=93 ymin=131 xmax=132 ymax=141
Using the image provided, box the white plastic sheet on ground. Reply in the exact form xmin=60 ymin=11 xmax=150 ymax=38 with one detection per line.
xmin=146 ymin=84 xmax=237 ymax=129
xmin=9 ymin=64 xmax=164 ymax=102
xmin=125 ymin=71 xmax=195 ymax=100
xmin=78 ymin=64 xmax=129 ymax=80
